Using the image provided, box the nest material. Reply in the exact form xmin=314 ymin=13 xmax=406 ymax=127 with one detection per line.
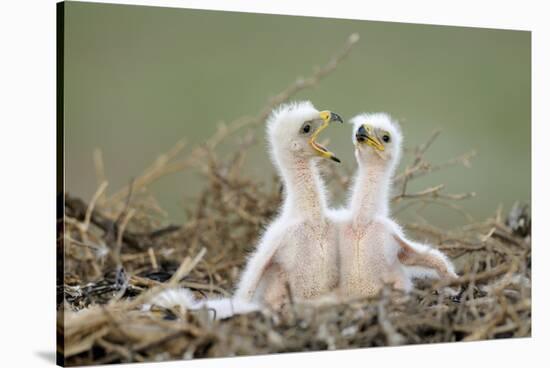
xmin=59 ymin=147 xmax=531 ymax=366
xmin=58 ymin=34 xmax=530 ymax=366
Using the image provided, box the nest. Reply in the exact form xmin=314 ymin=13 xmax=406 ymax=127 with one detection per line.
xmin=58 ymin=34 xmax=531 ymax=366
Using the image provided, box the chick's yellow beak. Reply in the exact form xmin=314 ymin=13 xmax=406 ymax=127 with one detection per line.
xmin=309 ymin=110 xmax=343 ymax=163
xmin=355 ymin=124 xmax=385 ymax=151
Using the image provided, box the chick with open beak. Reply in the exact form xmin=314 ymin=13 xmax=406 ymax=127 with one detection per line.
xmin=232 ymin=102 xmax=344 ymax=311
xmin=309 ymin=111 xmax=343 ymax=162
xmin=149 ymin=102 xmax=345 ymax=318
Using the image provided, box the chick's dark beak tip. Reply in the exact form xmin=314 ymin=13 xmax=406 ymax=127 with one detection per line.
xmin=330 ymin=112 xmax=344 ymax=123
xmin=356 ymin=125 xmax=368 ymax=142
xmin=330 ymin=156 xmax=341 ymax=163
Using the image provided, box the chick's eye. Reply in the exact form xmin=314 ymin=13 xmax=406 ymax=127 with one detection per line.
xmin=382 ymin=134 xmax=390 ymax=143
xmin=302 ymin=124 xmax=311 ymax=134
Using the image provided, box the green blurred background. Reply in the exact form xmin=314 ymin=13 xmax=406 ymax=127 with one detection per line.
xmin=64 ymin=2 xmax=531 ymax=227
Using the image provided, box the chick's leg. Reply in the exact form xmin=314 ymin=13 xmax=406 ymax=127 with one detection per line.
xmin=261 ymin=263 xmax=290 ymax=311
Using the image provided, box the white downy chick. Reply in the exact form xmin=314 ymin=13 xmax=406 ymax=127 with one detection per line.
xmin=234 ymin=101 xmax=344 ymax=308
xmin=332 ymin=113 xmax=457 ymax=299
xmin=149 ymin=101 xmax=344 ymax=317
